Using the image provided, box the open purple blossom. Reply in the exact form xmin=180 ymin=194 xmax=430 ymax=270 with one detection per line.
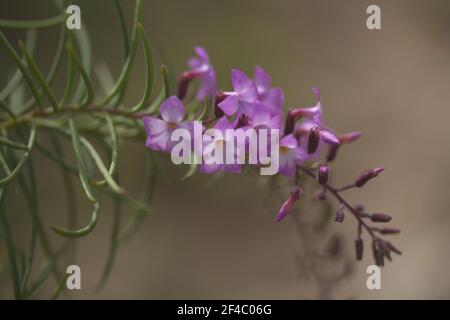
xmin=177 ymin=47 xmax=217 ymax=101
xmin=254 ymin=66 xmax=284 ymax=116
xmin=143 ymin=96 xmax=194 ymax=152
xmin=278 ymin=134 xmax=307 ymax=178
xmin=199 ymin=116 xmax=242 ymax=174
xmin=217 ymin=69 xmax=258 ymax=116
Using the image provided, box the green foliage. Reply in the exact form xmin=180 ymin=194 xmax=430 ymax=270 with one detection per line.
xmin=0 ymin=0 xmax=162 ymax=299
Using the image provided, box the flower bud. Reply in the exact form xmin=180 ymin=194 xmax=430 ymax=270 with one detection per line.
xmin=379 ymin=228 xmax=400 ymax=235
xmin=339 ymin=131 xmax=363 ymax=144
xmin=355 ymin=238 xmax=363 ymax=261
xmin=335 ymin=205 xmax=345 ymax=223
xmin=387 ymin=242 xmax=402 ymax=255
xmin=274 ymin=187 xmax=302 ymax=223
xmin=306 ymin=127 xmax=320 ymax=154
xmin=317 ymin=164 xmax=329 ymax=185
xmin=214 ymin=91 xmax=227 ymax=117
xmin=326 ymin=144 xmax=340 ymax=162
xmin=177 ymin=71 xmax=198 ymax=100
xmin=370 ymin=213 xmax=392 ymax=223
xmin=354 ymin=167 xmax=384 ymax=187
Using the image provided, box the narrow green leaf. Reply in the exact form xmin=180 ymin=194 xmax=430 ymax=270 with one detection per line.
xmin=50 ymin=273 xmax=70 ymax=300
xmin=51 ymin=201 xmax=100 ymax=238
xmin=0 ymin=136 xmax=29 ymax=150
xmin=19 ymin=41 xmax=59 ymax=111
xmin=19 ymin=160 xmax=39 ymax=296
xmin=67 ymin=43 xmax=93 ymax=108
xmin=131 ymin=23 xmax=154 ymax=112
xmin=161 ymin=64 xmax=170 ymax=99
xmin=99 ymin=0 xmax=142 ymax=106
xmin=0 ymin=14 xmax=66 ymax=29
xmin=68 ymin=118 xmax=95 ymax=202
xmin=114 ymin=0 xmax=130 ymax=59
xmin=96 ymin=192 xmax=121 ymax=290
xmin=80 ymin=134 xmax=123 ymax=194
xmin=0 ymin=29 xmax=37 ymax=101
xmin=0 ymin=122 xmax=37 ymax=187
xmin=147 ymin=87 xmax=164 ymax=114
xmin=0 ymin=31 xmax=43 ymax=109
xmin=0 ymin=189 xmax=21 ymax=299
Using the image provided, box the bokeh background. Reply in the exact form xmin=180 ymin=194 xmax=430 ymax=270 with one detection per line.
xmin=1 ymin=0 xmax=450 ymax=299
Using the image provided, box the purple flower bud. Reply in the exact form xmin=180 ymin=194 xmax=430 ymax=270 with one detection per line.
xmin=317 ymin=164 xmax=329 ymax=185
xmin=307 ymin=126 xmax=321 ymax=154
xmin=214 ymin=91 xmax=227 ymax=117
xmin=354 ymin=167 xmax=385 ymax=187
xmin=379 ymin=228 xmax=400 ymax=235
xmin=274 ymin=187 xmax=302 ymax=223
xmin=370 ymin=213 xmax=392 ymax=223
xmin=177 ymin=71 xmax=198 ymax=100
xmin=355 ymin=238 xmax=363 ymax=261
xmin=339 ymin=131 xmax=363 ymax=144
xmin=335 ymin=205 xmax=345 ymax=223
xmin=326 ymin=144 xmax=340 ymax=162
xmin=284 ymin=110 xmax=301 ymax=135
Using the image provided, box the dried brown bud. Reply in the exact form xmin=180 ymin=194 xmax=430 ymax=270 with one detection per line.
xmin=354 ymin=167 xmax=384 ymax=188
xmin=370 ymin=213 xmax=392 ymax=223
xmin=355 ymin=238 xmax=363 ymax=261
xmin=387 ymin=242 xmax=402 ymax=255
xmin=379 ymin=228 xmax=400 ymax=235
xmin=307 ymin=127 xmax=321 ymax=154
xmin=335 ymin=205 xmax=345 ymax=223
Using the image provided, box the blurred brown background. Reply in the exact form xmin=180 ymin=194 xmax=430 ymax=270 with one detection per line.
xmin=1 ymin=0 xmax=450 ymax=299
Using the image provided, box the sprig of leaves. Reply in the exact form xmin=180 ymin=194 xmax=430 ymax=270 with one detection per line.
xmin=0 ymin=0 xmax=164 ymax=299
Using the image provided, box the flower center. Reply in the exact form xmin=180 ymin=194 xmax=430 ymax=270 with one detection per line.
xmin=280 ymin=146 xmax=289 ymax=155
xmin=167 ymin=122 xmax=177 ymax=129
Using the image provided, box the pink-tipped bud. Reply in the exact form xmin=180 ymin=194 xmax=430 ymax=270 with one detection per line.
xmin=177 ymin=71 xmax=198 ymax=100
xmin=354 ymin=167 xmax=384 ymax=187
xmin=379 ymin=228 xmax=400 ymax=235
xmin=274 ymin=187 xmax=302 ymax=223
xmin=370 ymin=213 xmax=392 ymax=223
xmin=307 ymin=127 xmax=321 ymax=154
xmin=317 ymin=164 xmax=329 ymax=185
xmin=339 ymin=131 xmax=363 ymax=144
xmin=335 ymin=205 xmax=345 ymax=223
xmin=355 ymin=238 xmax=364 ymax=261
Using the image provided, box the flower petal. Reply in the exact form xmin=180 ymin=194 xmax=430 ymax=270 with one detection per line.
xmin=218 ymin=95 xmax=238 ymax=116
xmin=254 ymin=65 xmax=271 ymax=96
xmin=160 ymin=96 xmax=185 ymax=123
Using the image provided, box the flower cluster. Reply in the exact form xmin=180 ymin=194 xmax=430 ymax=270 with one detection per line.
xmin=142 ymin=47 xmax=401 ymax=266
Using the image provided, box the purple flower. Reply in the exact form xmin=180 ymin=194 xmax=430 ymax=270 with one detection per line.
xmin=143 ymin=96 xmax=194 ymax=152
xmin=177 ymin=47 xmax=217 ymax=101
xmin=278 ymin=134 xmax=308 ymax=178
xmin=217 ymin=69 xmax=258 ymax=116
xmin=254 ymin=66 xmax=284 ymax=116
xmin=199 ymin=117 xmax=242 ymax=174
